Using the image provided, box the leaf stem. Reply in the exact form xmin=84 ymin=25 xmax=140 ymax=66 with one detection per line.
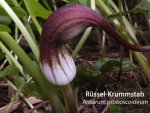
xmin=96 ymin=0 xmax=150 ymax=80
xmin=42 ymin=0 xmax=51 ymax=10
xmin=133 ymin=52 xmax=150 ymax=80
xmin=11 ymin=0 xmax=38 ymax=46
xmin=31 ymin=16 xmax=42 ymax=34
xmin=22 ymin=17 xmax=38 ymax=47
xmin=63 ymin=85 xmax=78 ymax=113
xmin=0 ymin=0 xmax=39 ymax=60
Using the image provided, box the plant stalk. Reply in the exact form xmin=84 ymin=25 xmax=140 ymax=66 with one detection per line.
xmin=63 ymin=85 xmax=78 ymax=113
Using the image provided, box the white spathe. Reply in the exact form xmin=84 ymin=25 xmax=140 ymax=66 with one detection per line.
xmin=40 ymin=50 xmax=76 ymax=85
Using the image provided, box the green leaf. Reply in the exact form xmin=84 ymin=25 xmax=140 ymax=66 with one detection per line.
xmin=0 ymin=52 xmax=5 ymax=60
xmin=77 ymin=65 xmax=101 ymax=78
xmin=0 ymin=65 xmax=19 ymax=78
xmin=78 ymin=0 xmax=90 ymax=6
xmin=68 ymin=0 xmax=90 ymax=5
xmin=98 ymin=59 xmax=120 ymax=73
xmin=13 ymin=7 xmax=28 ymax=17
xmin=91 ymin=58 xmax=135 ymax=73
xmin=5 ymin=0 xmax=14 ymax=6
xmin=113 ymin=58 xmax=136 ymax=72
xmin=91 ymin=58 xmax=118 ymax=72
xmin=76 ymin=65 xmax=102 ymax=84
xmin=68 ymin=0 xmax=79 ymax=3
xmin=23 ymin=0 xmax=51 ymax=19
xmin=0 ymin=16 xmax=12 ymax=25
xmin=135 ymin=0 xmax=150 ymax=12
xmin=15 ymin=76 xmax=46 ymax=99
xmin=110 ymin=105 xmax=123 ymax=113
xmin=77 ymin=65 xmax=94 ymax=78
xmin=0 ymin=7 xmax=27 ymax=17
xmin=0 ymin=6 xmax=8 ymax=16
xmin=0 ymin=24 xmax=11 ymax=32
xmin=24 ymin=81 xmax=46 ymax=99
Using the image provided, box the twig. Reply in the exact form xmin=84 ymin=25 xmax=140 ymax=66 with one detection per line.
xmin=0 ymin=101 xmax=21 ymax=113
xmin=28 ymin=100 xmax=49 ymax=113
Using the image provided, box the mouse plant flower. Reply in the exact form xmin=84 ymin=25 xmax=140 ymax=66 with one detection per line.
xmin=40 ymin=4 xmax=150 ymax=86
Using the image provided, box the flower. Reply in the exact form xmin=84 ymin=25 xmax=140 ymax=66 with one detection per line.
xmin=40 ymin=4 xmax=150 ymax=86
